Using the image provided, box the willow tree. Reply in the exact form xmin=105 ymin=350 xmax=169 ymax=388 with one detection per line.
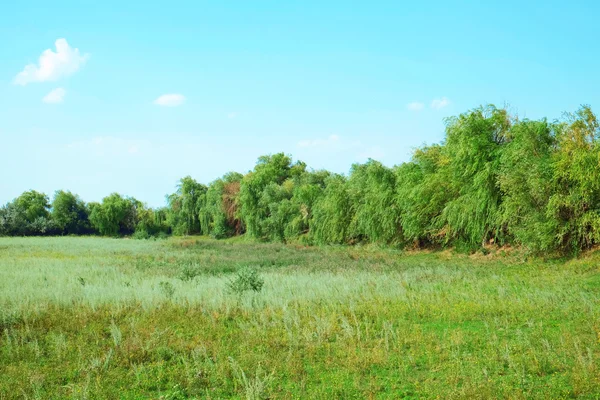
xmin=347 ymin=159 xmax=401 ymax=244
xmin=239 ymin=153 xmax=297 ymax=238
xmin=310 ymin=174 xmax=353 ymax=244
xmin=547 ymin=105 xmax=600 ymax=252
xmin=51 ymin=190 xmax=91 ymax=235
xmin=167 ymin=176 xmax=208 ymax=235
xmin=258 ymin=180 xmax=295 ymax=242
xmin=136 ymin=207 xmax=170 ymax=237
xmin=498 ymin=118 xmax=557 ymax=251
xmin=437 ymin=105 xmax=511 ymax=248
xmin=89 ymin=193 xmax=142 ymax=236
xmin=395 ymin=144 xmax=451 ymax=247
xmin=202 ymin=172 xmax=243 ymax=239
xmin=286 ymin=169 xmax=330 ymax=242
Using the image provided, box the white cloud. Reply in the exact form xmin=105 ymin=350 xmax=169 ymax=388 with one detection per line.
xmin=298 ymin=134 xmax=341 ymax=149
xmin=42 ymin=88 xmax=66 ymax=104
xmin=14 ymin=39 xmax=89 ymax=86
xmin=407 ymin=102 xmax=425 ymax=112
xmin=227 ymin=112 xmax=238 ymax=119
xmin=154 ymin=94 xmax=185 ymax=107
xmin=431 ymin=97 xmax=450 ymax=110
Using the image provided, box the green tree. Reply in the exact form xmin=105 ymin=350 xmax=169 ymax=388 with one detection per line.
xmin=51 ymin=190 xmax=91 ymax=235
xmin=203 ymin=172 xmax=244 ymax=239
xmin=437 ymin=105 xmax=511 ymax=248
xmin=89 ymin=193 xmax=142 ymax=236
xmin=135 ymin=206 xmax=170 ymax=238
xmin=167 ymin=176 xmax=208 ymax=235
xmin=16 ymin=190 xmax=51 ymax=222
xmin=547 ymin=105 xmax=600 ymax=252
xmin=498 ymin=119 xmax=557 ymax=251
xmin=239 ymin=153 xmax=296 ymax=238
xmin=395 ymin=145 xmax=452 ymax=247
xmin=347 ymin=160 xmax=401 ymax=244
xmin=310 ymin=174 xmax=353 ymax=244
xmin=0 ymin=191 xmax=56 ymax=236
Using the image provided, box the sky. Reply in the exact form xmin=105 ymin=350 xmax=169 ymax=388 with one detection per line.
xmin=2 ymin=1 xmax=600 ymax=207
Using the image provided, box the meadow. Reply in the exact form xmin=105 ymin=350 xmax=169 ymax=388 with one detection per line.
xmin=1 ymin=237 xmax=599 ymax=399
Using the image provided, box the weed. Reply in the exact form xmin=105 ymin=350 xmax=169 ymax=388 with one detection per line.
xmin=229 ymin=357 xmax=273 ymax=400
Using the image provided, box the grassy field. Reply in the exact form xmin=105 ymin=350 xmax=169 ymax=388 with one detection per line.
xmin=0 ymin=237 xmax=599 ymax=399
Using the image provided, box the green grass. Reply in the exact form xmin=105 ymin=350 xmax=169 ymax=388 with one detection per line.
xmin=1 ymin=237 xmax=599 ymax=399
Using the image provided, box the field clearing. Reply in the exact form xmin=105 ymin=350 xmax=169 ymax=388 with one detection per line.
xmin=1 ymin=237 xmax=600 ymax=399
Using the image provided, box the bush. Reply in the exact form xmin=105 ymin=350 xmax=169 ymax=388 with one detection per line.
xmin=226 ymin=267 xmax=264 ymax=294
xmin=178 ymin=264 xmax=202 ymax=281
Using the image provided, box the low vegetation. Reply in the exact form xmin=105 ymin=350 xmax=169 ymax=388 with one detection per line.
xmin=1 ymin=236 xmax=599 ymax=398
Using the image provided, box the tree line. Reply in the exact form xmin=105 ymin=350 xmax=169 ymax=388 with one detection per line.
xmin=3 ymin=104 xmax=600 ymax=253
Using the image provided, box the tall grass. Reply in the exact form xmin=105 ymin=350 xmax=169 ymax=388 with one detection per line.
xmin=0 ymin=236 xmax=599 ymax=398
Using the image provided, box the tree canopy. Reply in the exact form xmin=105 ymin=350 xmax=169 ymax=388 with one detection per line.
xmin=4 ymin=104 xmax=600 ymax=255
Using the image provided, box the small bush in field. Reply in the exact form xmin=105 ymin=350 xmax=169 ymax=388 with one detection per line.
xmin=159 ymin=281 xmax=175 ymax=298
xmin=178 ymin=264 xmax=202 ymax=281
xmin=227 ymin=267 xmax=264 ymax=294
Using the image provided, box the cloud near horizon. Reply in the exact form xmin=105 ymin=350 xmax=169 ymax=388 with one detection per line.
xmin=154 ymin=94 xmax=186 ymax=107
xmin=14 ymin=39 xmax=89 ymax=85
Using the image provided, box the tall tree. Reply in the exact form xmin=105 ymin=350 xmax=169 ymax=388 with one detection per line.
xmin=499 ymin=118 xmax=557 ymax=251
xmin=89 ymin=193 xmax=141 ymax=236
xmin=547 ymin=105 xmax=600 ymax=252
xmin=437 ymin=105 xmax=511 ymax=248
xmin=51 ymin=190 xmax=91 ymax=235
xmin=239 ymin=153 xmax=295 ymax=238
xmin=167 ymin=176 xmax=208 ymax=235
xmin=347 ymin=159 xmax=401 ymax=244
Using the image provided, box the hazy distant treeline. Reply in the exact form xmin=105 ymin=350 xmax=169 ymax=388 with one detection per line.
xmin=3 ymin=104 xmax=600 ymax=253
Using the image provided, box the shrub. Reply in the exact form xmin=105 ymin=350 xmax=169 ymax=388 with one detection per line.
xmin=178 ymin=264 xmax=202 ymax=281
xmin=226 ymin=267 xmax=264 ymax=294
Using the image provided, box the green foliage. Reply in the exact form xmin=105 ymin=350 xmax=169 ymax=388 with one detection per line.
xmin=310 ymin=174 xmax=353 ymax=244
xmin=0 ymin=190 xmax=57 ymax=236
xmin=3 ymin=236 xmax=600 ymax=398
xmin=547 ymin=105 xmax=600 ymax=252
xmin=5 ymin=104 xmax=600 ymax=254
xmin=239 ymin=153 xmax=296 ymax=239
xmin=167 ymin=176 xmax=208 ymax=235
xmin=347 ymin=160 xmax=401 ymax=244
xmin=203 ymin=172 xmax=244 ymax=239
xmin=51 ymin=190 xmax=91 ymax=235
xmin=226 ymin=266 xmax=265 ymax=294
xmin=135 ymin=206 xmax=170 ymax=238
xmin=89 ymin=193 xmax=142 ymax=236
xmin=178 ymin=263 xmax=203 ymax=281
xmin=437 ymin=105 xmax=511 ymax=249
xmin=158 ymin=281 xmax=176 ymax=299
xmin=0 ymin=202 xmax=28 ymax=236
xmin=499 ymin=119 xmax=557 ymax=252
xmin=395 ymin=145 xmax=452 ymax=246
xmin=15 ymin=190 xmax=51 ymax=222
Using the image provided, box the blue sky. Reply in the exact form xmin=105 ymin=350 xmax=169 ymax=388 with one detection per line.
xmin=2 ymin=1 xmax=600 ymax=207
